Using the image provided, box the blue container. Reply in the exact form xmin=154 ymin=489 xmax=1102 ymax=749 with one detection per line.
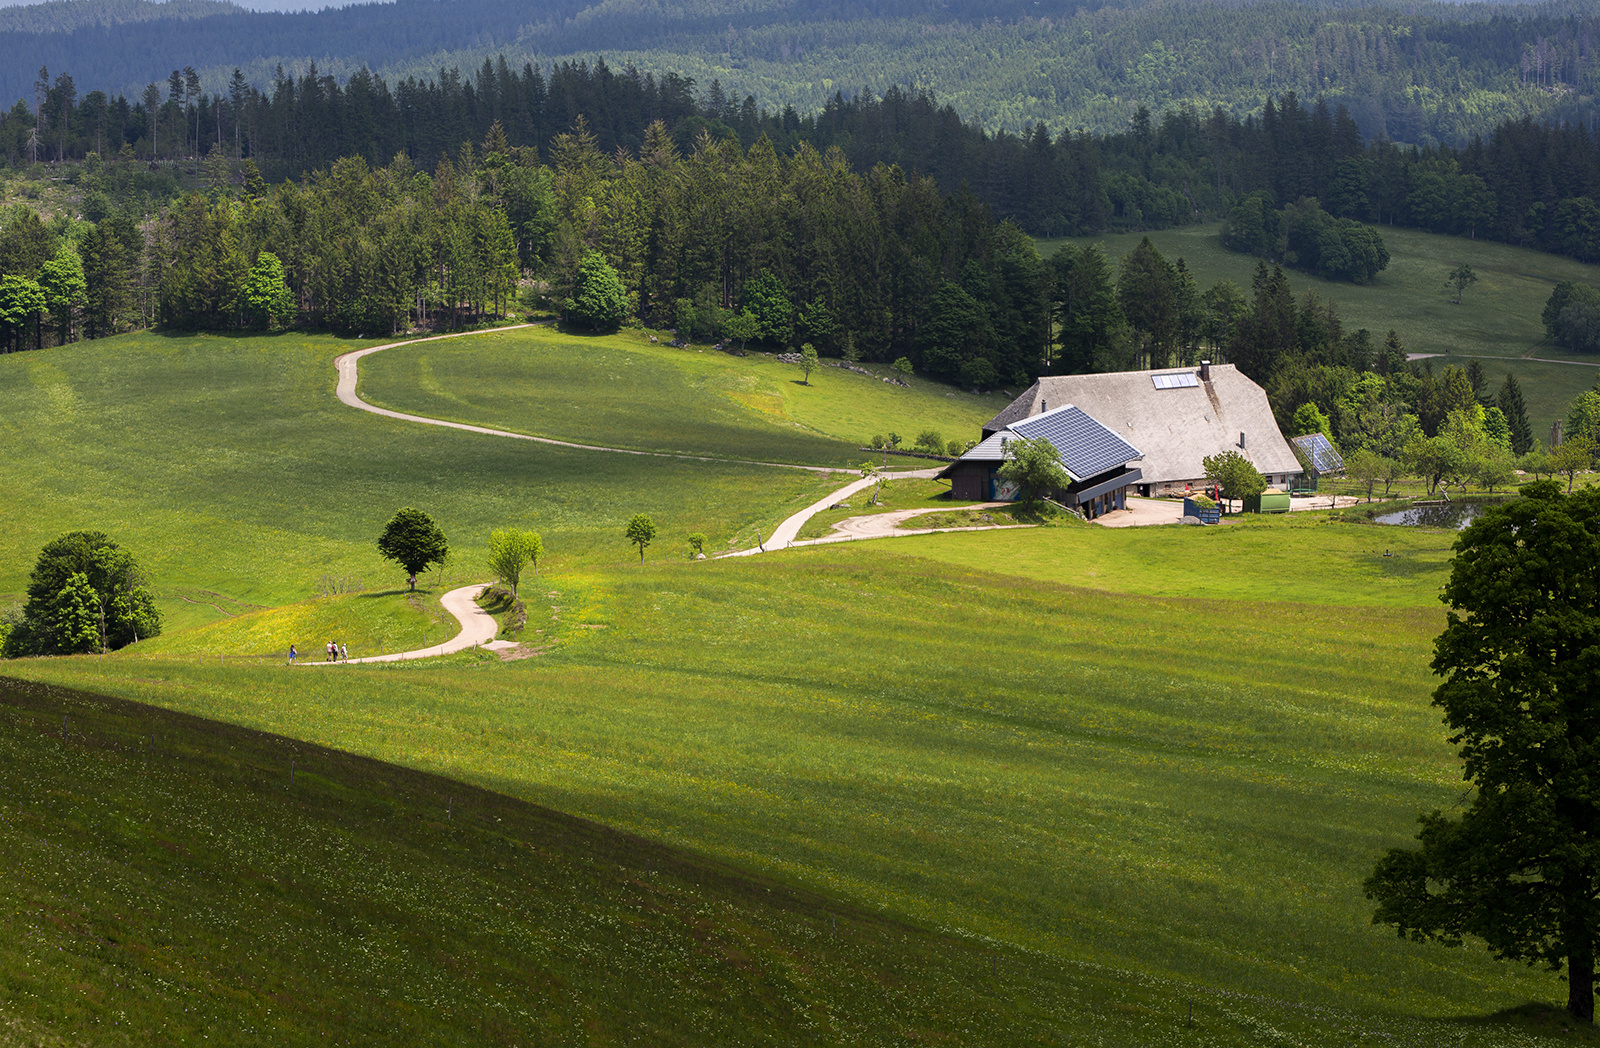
xmin=1183 ymin=498 xmax=1221 ymax=524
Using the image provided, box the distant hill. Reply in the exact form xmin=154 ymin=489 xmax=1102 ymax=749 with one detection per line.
xmin=0 ymin=0 xmax=1593 ymax=142
xmin=0 ymin=0 xmax=241 ymax=34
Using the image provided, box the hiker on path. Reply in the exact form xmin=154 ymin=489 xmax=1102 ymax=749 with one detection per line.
xmin=288 ymin=644 xmax=297 ymax=664
xmin=340 ymin=643 xmax=348 ymax=661
xmin=327 ymin=640 xmax=337 ymax=662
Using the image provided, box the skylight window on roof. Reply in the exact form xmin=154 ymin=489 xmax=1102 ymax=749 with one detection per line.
xmin=1152 ymin=372 xmax=1198 ymax=390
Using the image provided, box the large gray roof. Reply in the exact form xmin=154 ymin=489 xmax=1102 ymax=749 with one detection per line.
xmin=982 ymin=364 xmax=1299 ymax=483
xmin=944 ymin=405 xmax=1141 ymax=481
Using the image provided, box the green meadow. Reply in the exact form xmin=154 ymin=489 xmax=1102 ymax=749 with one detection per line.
xmin=1045 ymin=223 xmax=1600 ymax=437
xmin=357 ymin=325 xmax=1010 ymax=466
xmin=3 ymin=325 xmax=1596 ymax=1044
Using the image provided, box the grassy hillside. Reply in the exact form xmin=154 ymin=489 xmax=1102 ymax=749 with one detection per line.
xmin=2 ymin=674 xmax=1182 ymax=1047
xmin=1045 ymin=223 xmax=1600 ymax=437
xmin=0 ymin=330 xmax=868 ymax=629
xmin=8 ymin=318 xmax=1599 ymax=1043
xmin=7 ymin=536 xmax=1589 ymax=1043
xmin=357 ymin=325 xmax=1007 ymax=464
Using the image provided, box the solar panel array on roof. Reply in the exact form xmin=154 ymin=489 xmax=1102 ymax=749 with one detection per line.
xmin=1291 ymin=432 xmax=1345 ymax=474
xmin=1152 ymin=372 xmax=1198 ymax=389
xmin=1010 ymin=406 xmax=1142 ymax=480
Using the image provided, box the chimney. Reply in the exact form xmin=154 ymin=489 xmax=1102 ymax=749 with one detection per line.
xmin=1200 ymin=360 xmax=1211 ymax=382
xmin=1239 ymin=431 xmax=1246 ymax=449
xmin=1041 ymin=399 xmax=1047 ymax=414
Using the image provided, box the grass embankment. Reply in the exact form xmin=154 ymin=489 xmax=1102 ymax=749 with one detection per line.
xmin=9 ymin=529 xmax=1581 ymax=1042
xmin=1044 ymin=223 xmax=1600 ymax=435
xmin=0 ymin=330 xmax=847 ymax=629
xmin=3 ymin=675 xmax=1197 ymax=1047
xmin=357 ymin=325 xmax=1008 ymax=465
xmin=899 ymin=510 xmax=1456 ymax=607
xmin=133 ymin=586 xmax=458 ymax=660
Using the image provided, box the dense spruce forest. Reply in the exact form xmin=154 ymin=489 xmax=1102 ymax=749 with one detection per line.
xmin=0 ymin=0 xmax=1595 ymax=142
xmin=3 ymin=57 xmax=1598 ymax=263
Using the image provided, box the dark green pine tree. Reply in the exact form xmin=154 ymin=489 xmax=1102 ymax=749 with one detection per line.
xmin=1499 ymin=372 xmax=1534 ymax=454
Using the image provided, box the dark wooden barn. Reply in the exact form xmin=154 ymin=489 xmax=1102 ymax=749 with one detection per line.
xmin=937 ymin=405 xmax=1143 ymax=519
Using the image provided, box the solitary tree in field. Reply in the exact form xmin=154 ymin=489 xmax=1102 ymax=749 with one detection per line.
xmin=377 ymin=507 xmax=448 ymax=590
xmin=998 ymin=436 xmax=1070 ymax=507
xmin=1367 ymin=482 xmax=1600 ymax=1022
xmin=3 ymin=531 xmax=161 ymax=657
xmin=798 ymin=342 xmax=819 ymax=385
xmin=687 ymin=532 xmax=707 ymax=557
xmin=487 ymin=528 xmax=542 ymax=596
xmin=625 ymin=513 xmax=656 ymax=563
xmin=1446 ymin=264 xmax=1478 ymax=305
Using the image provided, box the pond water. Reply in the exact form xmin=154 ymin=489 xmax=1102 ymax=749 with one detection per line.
xmin=1373 ymin=500 xmax=1500 ymax=529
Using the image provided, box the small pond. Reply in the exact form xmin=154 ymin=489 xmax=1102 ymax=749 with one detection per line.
xmin=1373 ymin=500 xmax=1502 ymax=529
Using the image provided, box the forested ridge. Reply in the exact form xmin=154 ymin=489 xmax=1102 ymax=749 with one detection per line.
xmin=5 ymin=57 xmax=1599 ymax=265
xmin=0 ymin=0 xmax=1595 ymax=144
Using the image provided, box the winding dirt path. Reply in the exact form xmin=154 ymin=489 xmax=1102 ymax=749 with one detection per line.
xmin=299 ymin=584 xmax=513 ymax=665
xmin=333 ymin=326 xmax=841 ymax=474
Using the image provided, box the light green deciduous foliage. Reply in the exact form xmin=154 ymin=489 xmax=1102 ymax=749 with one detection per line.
xmin=1568 ymin=391 xmax=1600 ymax=446
xmin=1202 ymin=450 xmax=1267 ymax=505
xmin=1366 ymin=482 xmax=1600 ymax=1023
xmin=377 ymin=507 xmax=449 ymax=589
xmin=38 ymin=245 xmax=86 ymax=344
xmin=724 ymin=310 xmax=759 ymax=350
xmin=487 ymin=528 xmax=543 ymax=596
xmin=47 ymin=572 xmax=102 ymax=655
xmin=1552 ymin=436 xmax=1595 ymax=493
xmin=686 ymin=532 xmax=707 ymax=557
xmin=1345 ymin=448 xmax=1386 ymax=502
xmin=892 ymin=358 xmax=913 ymax=376
xmin=798 ymin=343 xmax=819 ymax=385
xmin=241 ymin=252 xmax=294 ymax=330
xmin=998 ymin=436 xmax=1070 ymax=507
xmin=1290 ymin=402 xmax=1332 ymax=439
xmin=570 ymin=251 xmax=628 ymax=332
xmin=0 ymin=273 xmax=44 ymax=352
xmin=2 ymin=531 xmax=161 ymax=657
xmin=914 ymin=430 xmax=945 ymax=455
xmin=625 ymin=513 xmax=657 ymax=563
xmin=1472 ymin=446 xmax=1517 ymax=494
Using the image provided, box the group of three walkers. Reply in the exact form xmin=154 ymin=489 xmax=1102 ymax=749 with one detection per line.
xmin=287 ymin=641 xmax=347 ymax=663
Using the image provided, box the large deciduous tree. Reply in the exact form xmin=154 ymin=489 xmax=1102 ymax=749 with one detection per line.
xmin=377 ymin=507 xmax=449 ymax=590
xmin=2 ymin=531 xmax=161 ymax=657
xmin=1366 ymin=481 xmax=1600 ymax=1022
xmin=569 ymin=250 xmax=627 ymax=331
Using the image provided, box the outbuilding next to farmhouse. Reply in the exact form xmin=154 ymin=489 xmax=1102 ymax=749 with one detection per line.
xmin=980 ymin=361 xmax=1300 ymax=497
xmin=937 ymin=404 xmax=1144 ymax=518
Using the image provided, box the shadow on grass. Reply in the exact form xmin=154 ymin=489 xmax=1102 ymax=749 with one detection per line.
xmin=1449 ymin=1001 xmax=1600 ymax=1042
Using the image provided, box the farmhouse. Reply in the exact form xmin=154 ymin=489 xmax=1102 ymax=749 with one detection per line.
xmin=938 ymin=404 xmax=1144 ymax=518
xmin=981 ymin=362 xmax=1300 ymax=497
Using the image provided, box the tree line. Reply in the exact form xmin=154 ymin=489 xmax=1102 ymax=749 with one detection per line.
xmin=3 ymin=58 xmax=1598 ymax=269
